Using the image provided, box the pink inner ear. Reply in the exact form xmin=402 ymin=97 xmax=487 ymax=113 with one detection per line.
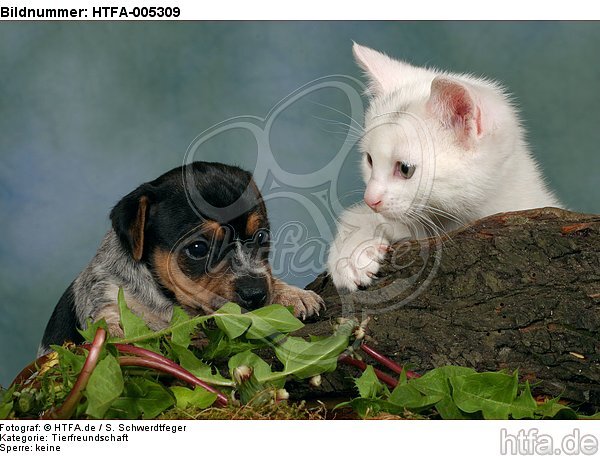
xmin=439 ymin=81 xmax=473 ymax=127
xmin=430 ymin=78 xmax=483 ymax=146
xmin=449 ymin=87 xmax=471 ymax=119
xmin=475 ymin=106 xmax=482 ymax=136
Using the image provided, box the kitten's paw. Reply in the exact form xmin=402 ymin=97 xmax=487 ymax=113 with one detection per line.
xmin=272 ymin=285 xmax=324 ymax=320
xmin=327 ymin=238 xmax=389 ymax=292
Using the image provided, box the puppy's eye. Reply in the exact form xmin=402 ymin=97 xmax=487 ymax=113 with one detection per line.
xmin=184 ymin=241 xmax=209 ymax=260
xmin=366 ymin=153 xmax=373 ymax=167
xmin=396 ymin=161 xmax=416 ymax=179
xmin=255 ymin=229 xmax=270 ymax=246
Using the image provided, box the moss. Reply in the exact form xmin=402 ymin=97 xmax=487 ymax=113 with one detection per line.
xmin=158 ymin=400 xmax=328 ymax=420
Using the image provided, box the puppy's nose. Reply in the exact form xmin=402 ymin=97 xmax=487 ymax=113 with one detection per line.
xmin=235 ymin=277 xmax=269 ymax=310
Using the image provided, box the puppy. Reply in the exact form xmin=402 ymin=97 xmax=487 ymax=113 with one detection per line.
xmin=39 ymin=162 xmax=323 ymax=355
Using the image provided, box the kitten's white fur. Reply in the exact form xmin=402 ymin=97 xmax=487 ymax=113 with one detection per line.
xmin=327 ymin=43 xmax=562 ymax=291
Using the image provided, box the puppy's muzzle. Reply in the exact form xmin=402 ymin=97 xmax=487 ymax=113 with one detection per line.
xmin=234 ymin=275 xmax=269 ymax=310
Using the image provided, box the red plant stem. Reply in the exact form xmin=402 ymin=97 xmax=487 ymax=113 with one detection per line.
xmin=42 ymin=328 xmax=107 ymax=419
xmin=83 ymin=342 xmax=183 ymax=375
xmin=339 ymin=355 xmax=399 ymax=389
xmin=117 ymin=356 xmax=228 ymax=406
xmin=83 ymin=342 xmax=229 ymax=406
xmin=113 ymin=344 xmax=195 ymax=375
xmin=360 ymin=343 xmax=421 ymax=379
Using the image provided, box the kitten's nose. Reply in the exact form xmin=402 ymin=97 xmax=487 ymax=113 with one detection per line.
xmin=364 ymin=181 xmax=384 ymax=211
xmin=365 ymin=196 xmax=382 ymax=210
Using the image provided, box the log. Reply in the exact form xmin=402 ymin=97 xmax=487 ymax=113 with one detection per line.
xmin=293 ymin=208 xmax=600 ymax=410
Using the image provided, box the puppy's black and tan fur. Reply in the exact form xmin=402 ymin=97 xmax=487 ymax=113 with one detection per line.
xmin=39 ymin=162 xmax=323 ymax=355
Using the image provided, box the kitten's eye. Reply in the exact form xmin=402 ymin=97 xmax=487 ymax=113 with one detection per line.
xmin=396 ymin=161 xmax=416 ymax=179
xmin=184 ymin=240 xmax=209 ymax=260
xmin=255 ymin=229 xmax=270 ymax=246
xmin=366 ymin=153 xmax=373 ymax=167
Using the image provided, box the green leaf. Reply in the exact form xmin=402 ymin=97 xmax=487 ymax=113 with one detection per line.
xmin=213 ymin=302 xmax=250 ymax=339
xmin=115 ymin=288 xmax=158 ymax=352
xmin=511 ymin=382 xmax=537 ymax=419
xmin=355 ymin=365 xmax=384 ymax=399
xmin=341 ymin=364 xmax=590 ymax=420
xmin=273 ymin=332 xmax=349 ymax=380
xmin=78 ymin=318 xmax=109 ymax=343
xmin=244 ymin=305 xmax=304 ymax=339
xmin=410 ymin=366 xmax=475 ymax=419
xmin=389 ymin=382 xmax=440 ymax=410
xmin=0 ymin=402 xmax=12 ymax=419
xmin=270 ymin=318 xmax=354 ymax=381
xmin=0 ymin=387 xmax=14 ymax=419
xmin=228 ymin=350 xmax=286 ymax=390
xmin=536 ymin=397 xmax=579 ymax=419
xmin=228 ymin=350 xmax=274 ymax=383
xmin=200 ymin=329 xmax=263 ymax=360
xmin=169 ymin=306 xmax=199 ymax=348
xmin=579 ymin=411 xmax=600 ymax=420
xmin=414 ymin=365 xmax=476 ymax=388
xmin=84 ymin=353 xmax=124 ymax=418
xmin=51 ymin=345 xmax=86 ymax=375
xmin=170 ymin=343 xmax=233 ymax=387
xmin=106 ymin=377 xmax=175 ymax=419
xmin=170 ymin=386 xmax=217 ymax=410
xmin=398 ymin=365 xmax=408 ymax=385
xmin=213 ymin=303 xmax=304 ymax=341
xmin=450 ymin=371 xmax=518 ymax=419
xmin=234 ymin=372 xmax=269 ymax=405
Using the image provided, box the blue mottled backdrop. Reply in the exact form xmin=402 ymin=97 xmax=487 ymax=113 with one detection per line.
xmin=1 ymin=22 xmax=599 ymax=386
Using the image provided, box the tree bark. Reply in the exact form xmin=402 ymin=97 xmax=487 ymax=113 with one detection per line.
xmin=294 ymin=208 xmax=600 ymax=409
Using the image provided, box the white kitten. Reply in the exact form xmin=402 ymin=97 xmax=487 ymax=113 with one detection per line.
xmin=327 ymin=43 xmax=562 ymax=291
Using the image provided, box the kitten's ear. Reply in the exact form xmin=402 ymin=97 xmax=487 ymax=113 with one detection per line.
xmin=427 ymin=76 xmax=483 ymax=149
xmin=352 ymin=43 xmax=415 ymax=96
xmin=110 ymin=185 xmax=153 ymax=262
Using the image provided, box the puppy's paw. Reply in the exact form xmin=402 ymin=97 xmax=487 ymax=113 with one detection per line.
xmin=94 ymin=304 xmax=125 ymax=338
xmin=272 ymin=283 xmax=324 ymax=320
xmin=108 ymin=323 xmax=125 ymax=339
xmin=327 ymin=235 xmax=389 ymax=292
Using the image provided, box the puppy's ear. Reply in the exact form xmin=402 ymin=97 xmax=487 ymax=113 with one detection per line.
xmin=110 ymin=185 xmax=153 ymax=262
